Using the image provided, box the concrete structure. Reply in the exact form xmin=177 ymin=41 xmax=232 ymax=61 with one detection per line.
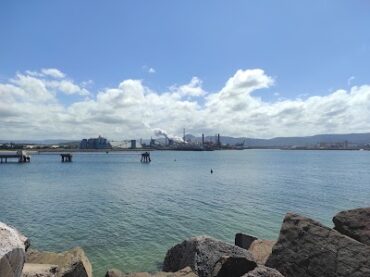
xmin=61 ymin=153 xmax=72 ymax=162
xmin=130 ymin=140 xmax=136 ymax=149
xmin=0 ymin=150 xmax=30 ymax=163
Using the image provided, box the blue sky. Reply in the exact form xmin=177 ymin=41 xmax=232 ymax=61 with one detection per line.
xmin=1 ymin=1 xmax=370 ymax=139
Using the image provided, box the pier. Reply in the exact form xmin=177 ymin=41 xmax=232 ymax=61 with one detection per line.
xmin=141 ymin=152 xmax=151 ymax=163
xmin=0 ymin=150 xmax=31 ymax=163
xmin=61 ymin=153 xmax=73 ymax=162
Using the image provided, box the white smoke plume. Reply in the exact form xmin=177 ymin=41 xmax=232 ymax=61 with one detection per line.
xmin=153 ymin=128 xmax=184 ymax=143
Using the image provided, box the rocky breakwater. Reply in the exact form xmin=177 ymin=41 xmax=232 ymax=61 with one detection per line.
xmin=106 ymin=236 xmax=282 ymax=277
xmin=266 ymin=208 xmax=370 ymax=277
xmin=3 ymin=206 xmax=370 ymax=277
xmin=161 ymin=236 xmax=281 ymax=277
xmin=0 ymin=221 xmax=92 ymax=277
xmin=26 ymin=247 xmax=92 ymax=277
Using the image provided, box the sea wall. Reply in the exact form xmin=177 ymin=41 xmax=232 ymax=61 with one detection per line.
xmin=1 ymin=207 xmax=370 ymax=277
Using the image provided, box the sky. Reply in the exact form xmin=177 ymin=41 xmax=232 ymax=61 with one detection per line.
xmin=0 ymin=0 xmax=370 ymax=140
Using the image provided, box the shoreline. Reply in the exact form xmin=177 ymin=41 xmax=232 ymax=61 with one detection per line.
xmin=2 ymin=206 xmax=370 ymax=276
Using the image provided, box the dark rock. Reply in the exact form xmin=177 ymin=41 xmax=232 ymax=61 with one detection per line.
xmin=235 ymin=234 xmax=258 ymax=250
xmin=105 ymin=267 xmax=197 ymax=277
xmin=248 ymin=240 xmax=275 ymax=265
xmin=242 ymin=265 xmax=284 ymax=277
xmin=163 ymin=236 xmax=256 ymax=277
xmin=0 ymin=222 xmax=27 ymax=277
xmin=26 ymin=247 xmax=92 ymax=277
xmin=211 ymin=256 xmax=257 ymax=277
xmin=266 ymin=213 xmax=370 ymax=277
xmin=333 ymin=207 xmax=370 ymax=246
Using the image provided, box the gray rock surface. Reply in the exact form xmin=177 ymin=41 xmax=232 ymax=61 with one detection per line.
xmin=12 ymin=227 xmax=30 ymax=252
xmin=211 ymin=256 xmax=257 ymax=277
xmin=235 ymin=234 xmax=258 ymax=250
xmin=266 ymin=213 xmax=370 ymax=277
xmin=0 ymin=222 xmax=27 ymax=277
xmin=333 ymin=207 xmax=370 ymax=246
xmin=22 ymin=263 xmax=58 ymax=277
xmin=105 ymin=266 xmax=197 ymax=277
xmin=242 ymin=266 xmax=284 ymax=277
xmin=248 ymin=240 xmax=275 ymax=265
xmin=163 ymin=236 xmax=256 ymax=277
xmin=26 ymin=247 xmax=92 ymax=277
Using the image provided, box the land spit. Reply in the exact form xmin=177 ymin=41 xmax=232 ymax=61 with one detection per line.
xmin=1 ymin=207 xmax=370 ymax=277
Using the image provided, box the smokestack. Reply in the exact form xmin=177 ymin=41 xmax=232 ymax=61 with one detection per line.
xmin=202 ymin=133 xmax=204 ymax=145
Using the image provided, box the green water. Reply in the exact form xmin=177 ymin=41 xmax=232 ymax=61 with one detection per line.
xmin=0 ymin=150 xmax=369 ymax=276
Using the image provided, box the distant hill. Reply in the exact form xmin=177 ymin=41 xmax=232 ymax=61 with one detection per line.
xmin=186 ymin=133 xmax=370 ymax=147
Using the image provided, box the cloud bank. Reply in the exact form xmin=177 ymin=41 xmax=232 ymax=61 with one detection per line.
xmin=0 ymin=68 xmax=369 ymax=140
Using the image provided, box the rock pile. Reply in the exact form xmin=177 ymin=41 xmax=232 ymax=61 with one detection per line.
xmin=162 ymin=236 xmax=255 ymax=276
xmin=26 ymin=247 xmax=92 ymax=277
xmin=266 ymin=208 xmax=370 ymax=277
xmin=333 ymin=207 xmax=370 ymax=246
xmin=0 ymin=221 xmax=92 ymax=277
xmin=2 ymin=206 xmax=370 ymax=277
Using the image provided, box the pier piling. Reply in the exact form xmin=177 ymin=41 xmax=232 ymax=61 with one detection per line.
xmin=61 ymin=153 xmax=73 ymax=162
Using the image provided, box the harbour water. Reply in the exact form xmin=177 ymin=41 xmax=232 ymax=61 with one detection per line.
xmin=0 ymin=150 xmax=369 ymax=276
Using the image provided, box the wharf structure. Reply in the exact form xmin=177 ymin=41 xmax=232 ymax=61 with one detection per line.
xmin=61 ymin=153 xmax=73 ymax=162
xmin=0 ymin=150 xmax=30 ymax=163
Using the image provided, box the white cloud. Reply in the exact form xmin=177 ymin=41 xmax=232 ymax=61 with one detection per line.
xmin=0 ymin=68 xmax=370 ymax=140
xmin=41 ymin=68 xmax=65 ymax=78
xmin=170 ymin=77 xmax=206 ymax=98
xmin=46 ymin=80 xmax=90 ymax=96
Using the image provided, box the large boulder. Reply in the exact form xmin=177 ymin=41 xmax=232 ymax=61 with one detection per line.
xmin=266 ymin=213 xmax=370 ymax=277
xmin=235 ymin=234 xmax=257 ymax=250
xmin=163 ymin=236 xmax=256 ymax=277
xmin=0 ymin=222 xmax=27 ymax=277
xmin=211 ymin=256 xmax=257 ymax=277
xmin=241 ymin=266 xmax=284 ymax=277
xmin=248 ymin=240 xmax=275 ymax=265
xmin=22 ymin=263 xmax=59 ymax=277
xmin=105 ymin=266 xmax=197 ymax=277
xmin=26 ymin=247 xmax=92 ymax=277
xmin=333 ymin=207 xmax=370 ymax=246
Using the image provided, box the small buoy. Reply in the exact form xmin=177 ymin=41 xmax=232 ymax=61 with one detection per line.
xmin=211 ymin=169 xmax=213 ymax=174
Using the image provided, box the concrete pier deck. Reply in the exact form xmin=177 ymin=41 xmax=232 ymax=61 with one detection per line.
xmin=0 ymin=150 xmax=31 ymax=163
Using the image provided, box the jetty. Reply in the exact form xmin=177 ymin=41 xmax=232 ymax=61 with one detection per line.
xmin=0 ymin=150 xmax=31 ymax=163
xmin=140 ymin=152 xmax=151 ymax=163
xmin=61 ymin=153 xmax=73 ymax=162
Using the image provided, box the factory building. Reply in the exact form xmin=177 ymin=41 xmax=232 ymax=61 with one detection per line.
xmin=80 ymin=136 xmax=112 ymax=149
